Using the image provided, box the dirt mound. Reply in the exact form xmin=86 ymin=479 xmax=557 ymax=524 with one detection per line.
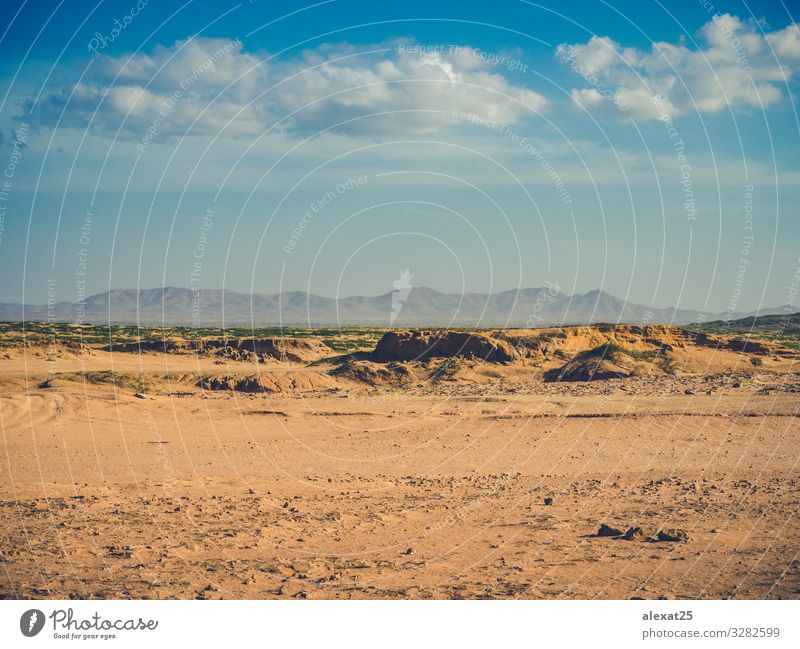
xmin=234 ymin=337 xmax=331 ymax=362
xmin=105 ymin=336 xmax=331 ymax=363
xmin=546 ymin=357 xmax=632 ymax=382
xmin=373 ymin=330 xmax=519 ymax=363
xmin=196 ymin=370 xmax=334 ymax=393
xmin=544 ymin=343 xmax=656 ymax=382
xmin=330 ymin=359 xmax=416 ymax=386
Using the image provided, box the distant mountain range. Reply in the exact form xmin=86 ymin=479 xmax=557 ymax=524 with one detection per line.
xmin=0 ymin=287 xmax=792 ymax=327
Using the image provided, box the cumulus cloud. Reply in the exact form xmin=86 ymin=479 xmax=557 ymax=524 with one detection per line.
xmin=557 ymin=15 xmax=800 ymax=120
xmin=26 ymin=37 xmax=547 ymax=141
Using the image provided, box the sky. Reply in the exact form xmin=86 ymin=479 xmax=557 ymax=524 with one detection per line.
xmin=0 ymin=0 xmax=798 ymax=314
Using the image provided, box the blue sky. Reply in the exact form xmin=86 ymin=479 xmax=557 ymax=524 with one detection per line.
xmin=0 ymin=0 xmax=798 ymax=314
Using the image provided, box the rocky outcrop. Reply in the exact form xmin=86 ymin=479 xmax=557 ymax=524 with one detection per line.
xmin=196 ymin=370 xmax=334 ymax=393
xmin=105 ymin=336 xmax=331 ymax=363
xmin=373 ymin=330 xmax=519 ymax=363
xmin=330 ymin=359 xmax=416 ymax=386
xmin=104 ymin=338 xmax=191 ymax=354
xmin=234 ymin=337 xmax=331 ymax=362
xmin=726 ymin=338 xmax=771 ymax=354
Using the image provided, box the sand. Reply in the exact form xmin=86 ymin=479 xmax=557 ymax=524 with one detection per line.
xmin=1 ymin=337 xmax=799 ymax=600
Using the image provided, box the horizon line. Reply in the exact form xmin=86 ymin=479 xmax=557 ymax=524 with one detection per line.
xmin=1 ymin=285 xmax=794 ymax=318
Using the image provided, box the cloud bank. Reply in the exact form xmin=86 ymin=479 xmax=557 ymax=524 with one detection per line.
xmin=26 ymin=38 xmax=548 ymax=142
xmin=558 ymin=14 xmax=800 ymax=120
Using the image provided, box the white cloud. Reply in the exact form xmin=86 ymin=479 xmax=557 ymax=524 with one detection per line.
xmin=26 ymin=38 xmax=548 ymax=141
xmin=557 ymin=15 xmax=800 ymax=120
xmin=769 ymin=22 xmax=800 ymax=58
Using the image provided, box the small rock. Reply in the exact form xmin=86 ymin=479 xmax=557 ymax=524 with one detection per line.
xmin=624 ymin=526 xmax=645 ymax=541
xmin=597 ymin=523 xmax=625 ymax=537
xmin=684 ymin=389 xmax=695 ymax=395
xmin=133 ymin=392 xmax=146 ymax=399
xmin=403 ymin=547 xmax=414 ymax=555
xmin=657 ymin=529 xmax=689 ymax=543
xmin=544 ymin=497 xmax=554 ymax=506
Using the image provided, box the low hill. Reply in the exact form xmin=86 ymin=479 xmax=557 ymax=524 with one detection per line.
xmin=694 ymin=311 xmax=800 ymax=337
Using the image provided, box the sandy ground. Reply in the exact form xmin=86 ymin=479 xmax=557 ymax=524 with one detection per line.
xmin=1 ymin=350 xmax=799 ymax=600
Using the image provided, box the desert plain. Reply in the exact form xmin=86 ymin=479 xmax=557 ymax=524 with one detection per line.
xmin=1 ymin=321 xmax=799 ymax=600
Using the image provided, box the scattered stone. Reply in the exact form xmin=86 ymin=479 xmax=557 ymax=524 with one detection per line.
xmin=543 ymin=497 xmax=554 ymax=506
xmin=105 ymin=545 xmax=133 ymax=559
xmin=657 ymin=529 xmax=689 ymax=543
xmin=403 ymin=547 xmax=414 ymax=555
xmin=133 ymin=392 xmax=146 ymax=399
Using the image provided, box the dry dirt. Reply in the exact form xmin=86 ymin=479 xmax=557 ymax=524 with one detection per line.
xmin=1 ymin=329 xmax=799 ymax=600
